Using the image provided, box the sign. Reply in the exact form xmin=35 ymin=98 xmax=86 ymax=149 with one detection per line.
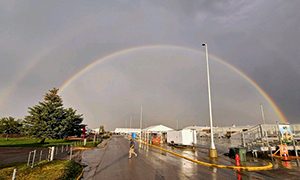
xmin=278 ymin=124 xmax=293 ymax=143
xmin=82 ymin=126 xmax=86 ymax=139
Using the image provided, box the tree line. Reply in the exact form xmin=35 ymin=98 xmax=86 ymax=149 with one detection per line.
xmin=0 ymin=88 xmax=83 ymax=142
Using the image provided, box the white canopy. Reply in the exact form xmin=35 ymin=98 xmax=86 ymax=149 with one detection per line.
xmin=114 ymin=128 xmax=141 ymax=134
xmin=143 ymin=125 xmax=173 ymax=133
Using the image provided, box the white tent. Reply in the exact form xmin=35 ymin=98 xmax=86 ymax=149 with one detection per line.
xmin=114 ymin=128 xmax=141 ymax=134
xmin=143 ymin=125 xmax=173 ymax=133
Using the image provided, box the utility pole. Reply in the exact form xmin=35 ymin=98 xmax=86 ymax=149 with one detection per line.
xmin=202 ymin=43 xmax=217 ymax=158
xmin=139 ymin=105 xmax=143 ymax=145
xmin=130 ymin=115 xmax=132 ymax=129
xmin=260 ymin=104 xmax=266 ymax=124
xmin=140 ymin=105 xmax=143 ymax=130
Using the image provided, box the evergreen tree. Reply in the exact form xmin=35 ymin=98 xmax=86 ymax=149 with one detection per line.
xmin=0 ymin=117 xmax=23 ymax=136
xmin=61 ymin=108 xmax=83 ymax=137
xmin=24 ymin=88 xmax=83 ymax=142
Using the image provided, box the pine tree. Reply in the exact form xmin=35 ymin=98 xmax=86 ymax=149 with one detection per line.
xmin=0 ymin=117 xmax=23 ymax=137
xmin=24 ymin=88 xmax=83 ymax=143
xmin=61 ymin=108 xmax=83 ymax=137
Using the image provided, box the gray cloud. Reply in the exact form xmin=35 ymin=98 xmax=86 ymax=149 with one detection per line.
xmin=0 ymin=0 xmax=299 ymax=129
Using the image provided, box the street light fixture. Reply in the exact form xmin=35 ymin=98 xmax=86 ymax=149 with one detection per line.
xmin=202 ymin=43 xmax=218 ymax=158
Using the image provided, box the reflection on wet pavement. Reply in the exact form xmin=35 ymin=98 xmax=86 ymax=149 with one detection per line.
xmin=81 ymin=136 xmax=300 ymax=180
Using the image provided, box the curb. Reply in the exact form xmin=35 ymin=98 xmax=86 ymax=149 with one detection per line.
xmin=76 ymin=168 xmax=84 ymax=180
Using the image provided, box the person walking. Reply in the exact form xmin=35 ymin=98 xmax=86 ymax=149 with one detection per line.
xmin=129 ymin=139 xmax=138 ymax=159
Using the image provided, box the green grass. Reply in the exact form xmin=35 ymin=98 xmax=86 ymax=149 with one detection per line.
xmin=0 ymin=137 xmax=74 ymax=147
xmin=83 ymin=141 xmax=101 ymax=147
xmin=0 ymin=160 xmax=82 ymax=180
xmin=0 ymin=137 xmax=102 ymax=147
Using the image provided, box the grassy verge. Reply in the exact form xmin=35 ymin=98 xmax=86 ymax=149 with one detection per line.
xmin=0 ymin=160 xmax=82 ymax=180
xmin=0 ymin=137 xmax=74 ymax=147
xmin=83 ymin=141 xmax=101 ymax=147
xmin=0 ymin=137 xmax=102 ymax=147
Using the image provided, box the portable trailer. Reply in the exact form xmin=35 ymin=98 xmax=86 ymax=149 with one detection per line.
xmin=167 ymin=129 xmax=197 ymax=146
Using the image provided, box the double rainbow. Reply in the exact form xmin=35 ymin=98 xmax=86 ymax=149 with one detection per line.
xmin=59 ymin=45 xmax=288 ymax=123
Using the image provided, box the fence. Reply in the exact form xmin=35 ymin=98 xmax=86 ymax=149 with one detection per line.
xmin=9 ymin=145 xmax=73 ymax=179
xmin=230 ymin=124 xmax=300 ymax=150
xmin=0 ymin=141 xmax=91 ymax=180
xmin=26 ymin=144 xmax=73 ymax=168
xmin=7 ymin=141 xmax=87 ymax=179
xmin=1 ymin=137 xmax=102 ymax=179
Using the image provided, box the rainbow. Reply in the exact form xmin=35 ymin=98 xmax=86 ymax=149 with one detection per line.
xmin=59 ymin=45 xmax=288 ymax=123
xmin=0 ymin=14 xmax=98 ymax=111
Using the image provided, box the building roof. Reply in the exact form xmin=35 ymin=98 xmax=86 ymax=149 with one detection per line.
xmin=114 ymin=128 xmax=141 ymax=133
xmin=143 ymin=124 xmax=173 ymax=132
xmin=184 ymin=125 xmax=252 ymax=131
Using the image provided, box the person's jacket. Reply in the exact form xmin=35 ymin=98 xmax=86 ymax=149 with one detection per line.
xmin=130 ymin=141 xmax=135 ymax=149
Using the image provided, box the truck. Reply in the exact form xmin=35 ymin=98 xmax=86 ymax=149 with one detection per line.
xmin=167 ymin=129 xmax=197 ymax=146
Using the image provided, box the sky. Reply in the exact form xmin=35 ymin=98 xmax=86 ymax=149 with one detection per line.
xmin=0 ymin=0 xmax=299 ymax=130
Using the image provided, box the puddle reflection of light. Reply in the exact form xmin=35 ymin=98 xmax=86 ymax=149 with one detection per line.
xmin=282 ymin=161 xmax=292 ymax=169
xmin=195 ymin=150 xmax=198 ymax=157
xmin=179 ymin=158 xmax=196 ymax=177
xmin=212 ymin=167 xmax=217 ymax=180
xmin=235 ymin=170 xmax=242 ymax=180
xmin=139 ymin=144 xmax=150 ymax=157
xmin=280 ymin=160 xmax=300 ymax=169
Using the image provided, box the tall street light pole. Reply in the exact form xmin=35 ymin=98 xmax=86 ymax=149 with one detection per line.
xmin=140 ymin=105 xmax=143 ymax=143
xmin=202 ymin=43 xmax=217 ymax=158
xmin=260 ymin=103 xmax=266 ymax=124
xmin=140 ymin=105 xmax=143 ymax=130
xmin=130 ymin=115 xmax=132 ymax=129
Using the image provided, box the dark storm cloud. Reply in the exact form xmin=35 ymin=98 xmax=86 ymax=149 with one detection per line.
xmin=0 ymin=0 xmax=299 ymax=129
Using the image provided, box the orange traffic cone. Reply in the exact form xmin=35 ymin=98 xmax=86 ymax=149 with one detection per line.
xmin=283 ymin=153 xmax=288 ymax=161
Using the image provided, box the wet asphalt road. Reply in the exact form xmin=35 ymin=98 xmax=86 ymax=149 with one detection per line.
xmin=82 ymin=136 xmax=300 ymax=180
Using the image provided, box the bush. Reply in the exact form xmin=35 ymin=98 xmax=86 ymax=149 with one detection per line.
xmin=102 ymin=135 xmax=110 ymax=139
xmin=61 ymin=160 xmax=82 ymax=180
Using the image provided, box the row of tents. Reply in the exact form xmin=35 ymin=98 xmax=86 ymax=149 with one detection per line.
xmin=115 ymin=125 xmax=197 ymax=146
